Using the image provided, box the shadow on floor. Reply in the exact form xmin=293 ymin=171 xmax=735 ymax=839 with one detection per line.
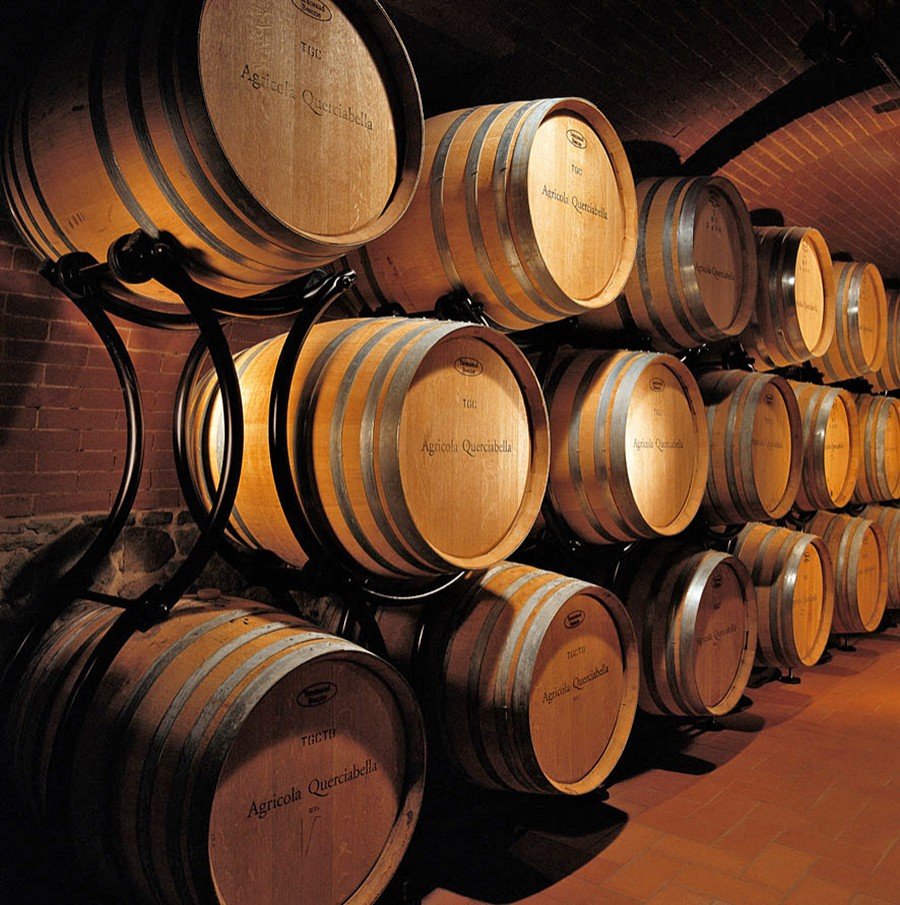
xmin=380 ymin=765 xmax=629 ymax=904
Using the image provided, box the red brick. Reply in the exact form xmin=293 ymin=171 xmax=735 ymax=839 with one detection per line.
xmin=0 ymin=428 xmax=77 ymax=451
xmin=32 ymin=491 xmax=111 ymax=515
xmin=0 ymin=494 xmax=34 ymax=517
xmin=0 ymin=407 xmax=38 ymax=429
xmin=9 ymin=471 xmax=78 ymax=495
xmin=44 ymin=365 xmax=120 ymax=390
xmin=0 ymin=450 xmax=36 ymax=473
xmin=0 ymin=314 xmax=49 ymax=341
xmin=1 ymin=269 xmax=56 ymax=298
xmin=2 ymin=339 xmax=89 ymax=366
xmin=37 ymin=450 xmax=116 ymax=473
xmin=79 ymin=429 xmax=125 ymax=451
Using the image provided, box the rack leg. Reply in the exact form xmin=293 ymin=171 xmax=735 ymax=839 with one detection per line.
xmin=779 ymin=667 xmax=801 ymax=685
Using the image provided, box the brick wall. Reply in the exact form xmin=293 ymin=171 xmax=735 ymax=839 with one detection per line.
xmin=720 ymin=84 xmax=900 ymax=278
xmin=0 ymin=205 xmax=197 ymax=519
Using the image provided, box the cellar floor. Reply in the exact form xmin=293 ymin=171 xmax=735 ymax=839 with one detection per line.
xmin=1 ymin=624 xmax=897 ymax=904
xmin=416 ymin=624 xmax=900 ymax=905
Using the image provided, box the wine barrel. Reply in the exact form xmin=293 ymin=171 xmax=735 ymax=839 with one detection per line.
xmin=733 ymin=523 xmax=834 ymax=669
xmin=187 ymin=318 xmax=549 ymax=579
xmin=6 ymin=596 xmax=425 ymax=905
xmin=343 ymin=98 xmax=637 ymax=331
xmin=318 ymin=562 xmax=639 ymax=795
xmin=579 ymin=176 xmax=757 ymax=351
xmin=742 ymin=227 xmax=835 ymax=370
xmin=809 ymin=262 xmax=887 ymax=383
xmin=542 ymin=349 xmax=708 ymax=544
xmin=1 ymin=0 xmax=423 ymax=308
xmin=615 ymin=543 xmax=757 ymax=717
xmin=789 ymin=382 xmax=860 ymax=511
xmin=852 ymin=394 xmax=900 ymax=503
xmin=698 ymin=370 xmax=803 ymax=525
xmin=869 ymin=290 xmax=900 ymax=392
xmin=861 ymin=505 xmax=900 ymax=609
xmin=807 ymin=512 xmax=888 ymax=634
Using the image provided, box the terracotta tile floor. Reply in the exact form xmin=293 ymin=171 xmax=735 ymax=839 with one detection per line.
xmin=404 ymin=624 xmax=900 ymax=905
xmin=0 ymin=626 xmax=896 ymax=904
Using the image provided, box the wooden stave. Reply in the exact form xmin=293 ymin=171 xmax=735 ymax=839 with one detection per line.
xmin=344 ymin=98 xmax=638 ymax=331
xmin=809 ymin=262 xmax=888 ymax=383
xmin=807 ymin=511 xmax=889 ymax=634
xmin=615 ymin=543 xmax=758 ymax=717
xmin=542 ymin=348 xmax=709 ymax=544
xmin=789 ymin=381 xmax=860 ymax=511
xmin=698 ymin=370 xmax=803 ymax=525
xmin=868 ymin=290 xmax=900 ymax=392
xmin=742 ymin=227 xmax=836 ymax=371
xmin=187 ymin=318 xmax=550 ymax=579
xmin=580 ymin=175 xmax=758 ymax=351
xmin=861 ymin=505 xmax=900 ymax=609
xmin=733 ymin=523 xmax=835 ymax=669
xmin=316 ymin=562 xmax=639 ymax=795
xmin=433 ymin=563 xmax=638 ymax=795
xmin=0 ymin=0 xmax=424 ymax=308
xmin=852 ymin=394 xmax=900 ymax=504
xmin=7 ymin=597 xmax=426 ymax=905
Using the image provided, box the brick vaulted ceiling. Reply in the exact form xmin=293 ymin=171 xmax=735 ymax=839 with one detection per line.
xmin=0 ymin=1 xmax=897 ymax=275
xmin=719 ymin=85 xmax=900 ymax=276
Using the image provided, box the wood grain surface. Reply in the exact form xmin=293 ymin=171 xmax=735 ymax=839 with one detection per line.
xmin=1 ymin=0 xmax=423 ymax=306
xmin=6 ymin=596 xmax=425 ymax=905
xmin=344 ymin=98 xmax=637 ymax=330
xmin=733 ymin=522 xmax=834 ymax=669
xmin=581 ymin=176 xmax=757 ymax=351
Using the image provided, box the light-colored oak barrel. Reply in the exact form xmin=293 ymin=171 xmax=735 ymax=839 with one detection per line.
xmin=316 ymin=562 xmax=639 ymax=795
xmin=542 ymin=349 xmax=708 ymax=544
xmin=809 ymin=262 xmax=888 ymax=383
xmin=807 ymin=511 xmax=888 ymax=634
xmin=579 ymin=176 xmax=757 ymax=351
xmin=869 ymin=290 xmax=900 ymax=392
xmin=342 ymin=98 xmax=637 ymax=331
xmin=6 ymin=596 xmax=425 ymax=905
xmin=852 ymin=394 xmax=900 ymax=503
xmin=789 ymin=382 xmax=860 ymax=511
xmin=614 ymin=543 xmax=757 ymax=717
xmin=733 ymin=523 xmax=834 ymax=669
xmin=187 ymin=318 xmax=549 ymax=579
xmin=698 ymin=370 xmax=803 ymax=525
xmin=742 ymin=227 xmax=836 ymax=370
xmin=861 ymin=505 xmax=900 ymax=609
xmin=1 ymin=0 xmax=423 ymax=307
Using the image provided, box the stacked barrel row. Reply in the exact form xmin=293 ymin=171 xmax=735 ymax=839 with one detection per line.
xmin=2 ymin=1 xmax=897 ymax=903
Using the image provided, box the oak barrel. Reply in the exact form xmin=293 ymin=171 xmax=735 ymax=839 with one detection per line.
xmin=733 ymin=523 xmax=834 ymax=669
xmin=1 ymin=0 xmax=423 ymax=307
xmin=343 ymin=98 xmax=637 ymax=330
xmin=789 ymin=382 xmax=860 ymax=511
xmin=742 ymin=227 xmax=836 ymax=370
xmin=869 ymin=290 xmax=900 ymax=392
xmin=542 ymin=349 xmax=708 ymax=544
xmin=698 ymin=370 xmax=803 ymax=525
xmin=6 ymin=596 xmax=426 ymax=905
xmin=187 ymin=318 xmax=549 ymax=579
xmin=807 ymin=512 xmax=887 ymax=634
xmin=580 ymin=176 xmax=757 ymax=351
xmin=318 ymin=562 xmax=639 ymax=795
xmin=861 ymin=505 xmax=900 ymax=609
xmin=809 ymin=262 xmax=887 ymax=383
xmin=852 ymin=394 xmax=900 ymax=503
xmin=615 ymin=543 xmax=757 ymax=717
